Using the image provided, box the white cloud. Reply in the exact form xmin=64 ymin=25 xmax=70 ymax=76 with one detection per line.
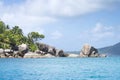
xmin=51 ymin=31 xmax=63 ymax=40
xmin=0 ymin=0 xmax=119 ymax=34
xmin=1 ymin=13 xmax=56 ymax=34
xmin=92 ymin=23 xmax=114 ymax=40
xmin=93 ymin=23 xmax=113 ymax=33
xmin=16 ymin=0 xmax=119 ymax=17
xmin=79 ymin=23 xmax=114 ymax=41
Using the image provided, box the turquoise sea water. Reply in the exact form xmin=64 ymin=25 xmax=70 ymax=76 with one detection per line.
xmin=0 ymin=57 xmax=120 ymax=80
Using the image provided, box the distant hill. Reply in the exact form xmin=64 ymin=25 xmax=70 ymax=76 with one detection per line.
xmin=66 ymin=42 xmax=120 ymax=56
xmin=99 ymin=42 xmax=120 ymax=56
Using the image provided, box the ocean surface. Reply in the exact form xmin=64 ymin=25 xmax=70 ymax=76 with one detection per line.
xmin=0 ymin=57 xmax=120 ymax=80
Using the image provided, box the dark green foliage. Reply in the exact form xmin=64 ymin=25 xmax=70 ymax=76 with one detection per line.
xmin=29 ymin=43 xmax=38 ymax=52
xmin=28 ymin=32 xmax=45 ymax=43
xmin=0 ymin=20 xmax=45 ymax=51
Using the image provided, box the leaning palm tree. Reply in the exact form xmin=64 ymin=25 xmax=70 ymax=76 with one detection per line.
xmin=27 ymin=32 xmax=45 ymax=43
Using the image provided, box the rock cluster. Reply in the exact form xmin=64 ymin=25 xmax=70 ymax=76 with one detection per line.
xmin=0 ymin=43 xmax=67 ymax=58
xmin=0 ymin=43 xmax=107 ymax=58
xmin=80 ymin=44 xmax=106 ymax=57
xmin=0 ymin=44 xmax=28 ymax=58
xmin=36 ymin=43 xmax=68 ymax=57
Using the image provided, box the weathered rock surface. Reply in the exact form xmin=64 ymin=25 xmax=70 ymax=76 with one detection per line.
xmin=18 ymin=44 xmax=28 ymax=57
xmin=0 ymin=44 xmax=28 ymax=58
xmin=56 ymin=49 xmax=67 ymax=57
xmin=24 ymin=52 xmax=55 ymax=58
xmin=36 ymin=43 xmax=67 ymax=57
xmin=0 ymin=43 xmax=107 ymax=58
xmin=80 ymin=44 xmax=106 ymax=57
xmin=36 ymin=43 xmax=49 ymax=52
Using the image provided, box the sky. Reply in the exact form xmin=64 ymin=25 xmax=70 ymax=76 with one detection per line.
xmin=0 ymin=0 xmax=120 ymax=51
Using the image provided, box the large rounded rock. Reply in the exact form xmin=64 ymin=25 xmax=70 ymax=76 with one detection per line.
xmin=56 ymin=49 xmax=66 ymax=57
xmin=80 ymin=44 xmax=99 ymax=57
xmin=18 ymin=44 xmax=28 ymax=57
xmin=36 ymin=43 xmax=48 ymax=52
xmin=36 ymin=43 xmax=56 ymax=56
xmin=48 ymin=47 xmax=56 ymax=56
xmin=36 ymin=43 xmax=67 ymax=57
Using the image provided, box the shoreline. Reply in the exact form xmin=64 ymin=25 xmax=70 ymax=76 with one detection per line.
xmin=0 ymin=43 xmax=107 ymax=58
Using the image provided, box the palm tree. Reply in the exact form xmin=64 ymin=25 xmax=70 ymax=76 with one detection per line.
xmin=0 ymin=20 xmax=46 ymax=52
xmin=12 ymin=26 xmax=23 ymax=35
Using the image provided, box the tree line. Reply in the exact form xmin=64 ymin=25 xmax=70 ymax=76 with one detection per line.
xmin=0 ymin=20 xmax=45 ymax=52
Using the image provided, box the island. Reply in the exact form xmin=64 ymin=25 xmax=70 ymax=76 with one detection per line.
xmin=0 ymin=20 xmax=106 ymax=58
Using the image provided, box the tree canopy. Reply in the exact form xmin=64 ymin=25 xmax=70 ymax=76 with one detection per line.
xmin=28 ymin=32 xmax=45 ymax=43
xmin=0 ymin=20 xmax=45 ymax=51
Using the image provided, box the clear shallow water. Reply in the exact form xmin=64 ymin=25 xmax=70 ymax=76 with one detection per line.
xmin=0 ymin=57 xmax=120 ymax=80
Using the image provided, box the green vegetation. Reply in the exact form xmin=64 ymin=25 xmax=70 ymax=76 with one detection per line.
xmin=0 ymin=20 xmax=45 ymax=51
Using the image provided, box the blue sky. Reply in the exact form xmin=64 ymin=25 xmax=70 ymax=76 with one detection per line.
xmin=0 ymin=0 xmax=120 ymax=51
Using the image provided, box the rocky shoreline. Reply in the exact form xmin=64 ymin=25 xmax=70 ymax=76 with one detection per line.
xmin=0 ymin=43 xmax=107 ymax=58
